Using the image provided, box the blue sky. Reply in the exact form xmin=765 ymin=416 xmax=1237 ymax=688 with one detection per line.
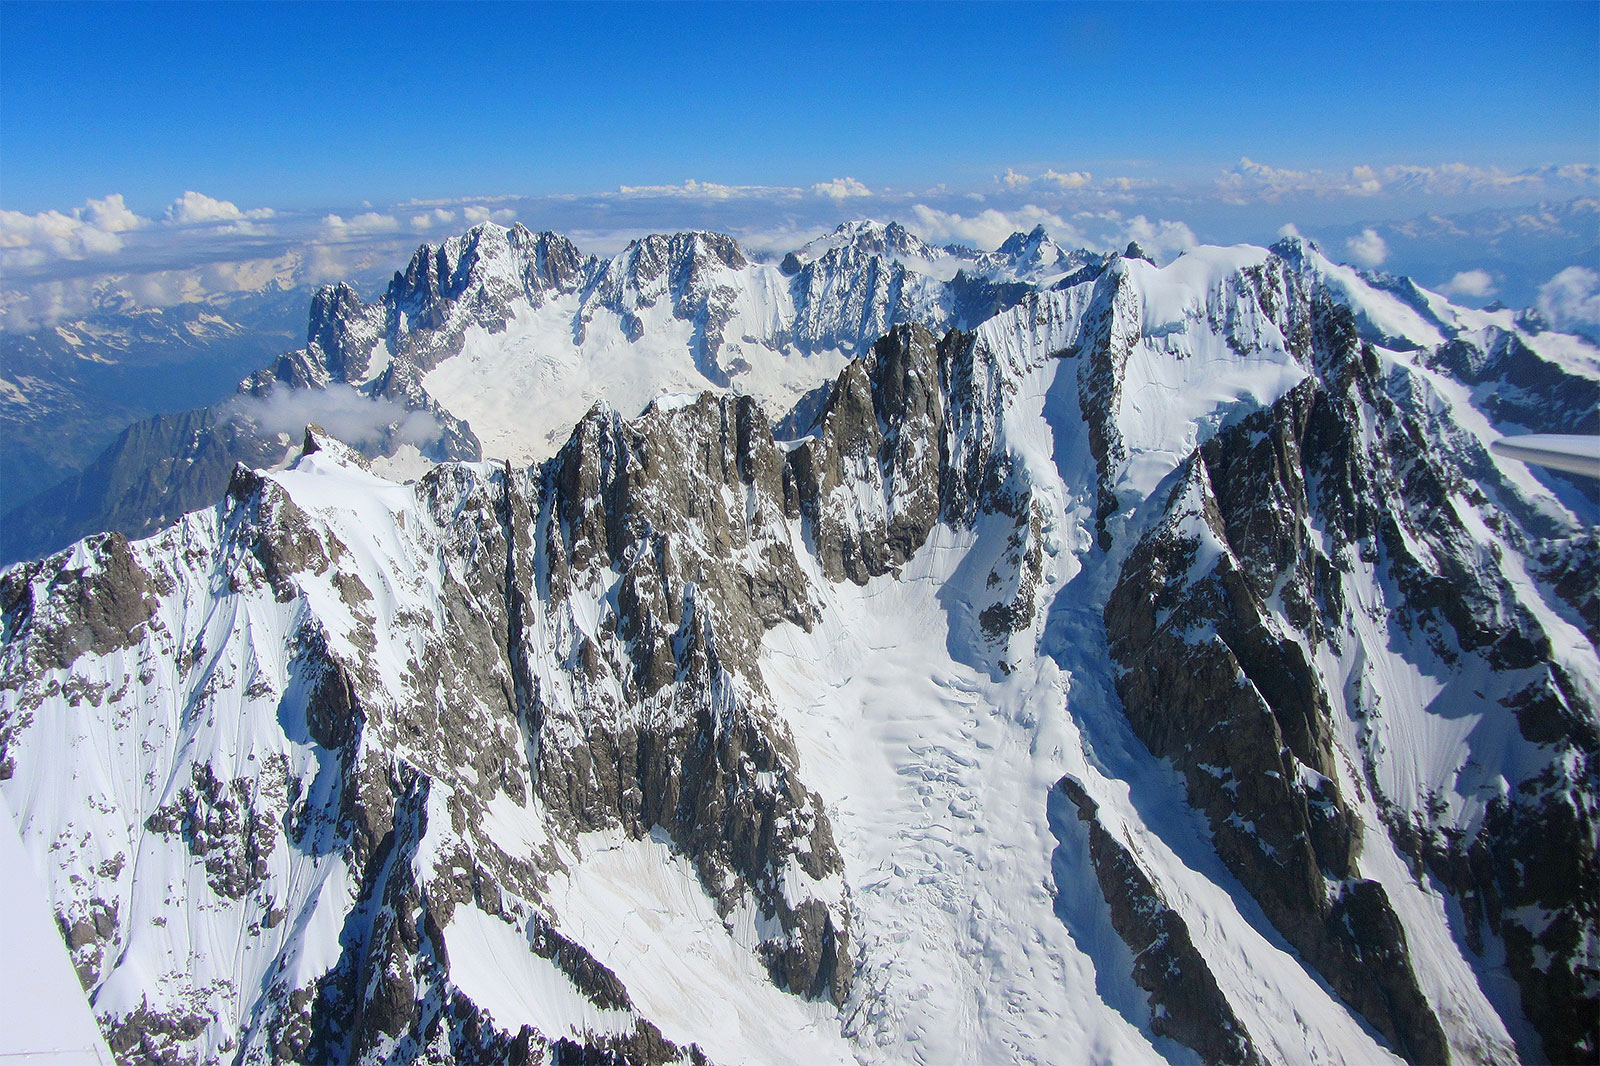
xmin=3 ymin=1 xmax=1595 ymax=212
xmin=1 ymin=1 xmax=1596 ymax=329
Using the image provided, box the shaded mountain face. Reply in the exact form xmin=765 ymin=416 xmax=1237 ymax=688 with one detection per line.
xmin=2 ymin=232 xmax=1598 ymax=1066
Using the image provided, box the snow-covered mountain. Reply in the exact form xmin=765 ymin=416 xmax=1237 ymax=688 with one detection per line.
xmin=249 ymin=218 xmax=1099 ymax=466
xmin=0 ymin=220 xmax=1092 ymax=565
xmin=2 ymin=229 xmax=1598 ymax=1065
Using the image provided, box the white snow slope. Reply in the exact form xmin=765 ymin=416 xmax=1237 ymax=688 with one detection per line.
xmin=0 ymin=788 xmax=115 ymax=1064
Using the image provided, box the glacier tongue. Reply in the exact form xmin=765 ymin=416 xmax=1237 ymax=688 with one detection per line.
xmin=1 ymin=234 xmax=1597 ymax=1065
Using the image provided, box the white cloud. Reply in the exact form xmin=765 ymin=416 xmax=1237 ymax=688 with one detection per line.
xmin=1277 ymin=222 xmax=1302 ymax=239
xmin=461 ymin=205 xmax=517 ymax=225
xmin=1064 ymin=208 xmax=1195 ymax=261
xmin=1041 ymin=169 xmax=1092 ymax=190
xmin=1001 ymin=168 xmax=1093 ymax=191
xmin=321 ymin=211 xmax=401 ymax=238
xmin=725 ymin=223 xmax=837 ymax=258
xmin=906 ymin=204 xmax=1198 ymax=261
xmin=908 ymin=204 xmax=1081 ymax=251
xmin=1346 ymin=165 xmax=1384 ymax=196
xmin=123 ymin=270 xmax=207 ymax=307
xmin=398 ymin=202 xmax=515 ymax=231
xmin=1220 ymin=158 xmax=1600 ymax=204
xmin=7 ymin=170 xmax=1598 ymax=335
xmin=304 ymin=243 xmax=362 ymax=285
xmin=0 ymin=278 xmax=97 ymax=329
xmin=411 ymin=208 xmax=457 ymax=230
xmin=1242 ymin=157 xmax=1309 ymax=183
xmin=84 ymin=193 xmax=146 ymax=234
xmin=812 ymin=177 xmax=872 ymax=200
xmin=1536 ymin=266 xmax=1600 ymax=334
xmin=1437 ymin=269 xmax=1496 ymax=300
xmin=222 ymin=384 xmax=444 ymax=450
xmin=0 ymin=192 xmax=288 ymax=294
xmin=1120 ymin=214 xmax=1197 ymax=260
xmin=1345 ymin=227 xmax=1388 ymax=267
xmin=166 ymin=191 xmax=275 ymax=225
xmin=1218 ymin=158 xmax=1319 ymax=203
xmin=615 ymin=179 xmax=800 ymax=201
xmin=0 ymin=194 xmax=148 ymax=262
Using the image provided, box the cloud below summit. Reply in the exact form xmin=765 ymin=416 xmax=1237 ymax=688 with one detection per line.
xmin=1537 ymin=266 xmax=1600 ymax=337
xmin=222 ymin=384 xmax=444 ymax=451
xmin=1344 ymin=228 xmax=1389 ymax=267
xmin=1217 ymin=158 xmax=1597 ymax=204
xmin=1438 ymin=269 xmax=1497 ymax=300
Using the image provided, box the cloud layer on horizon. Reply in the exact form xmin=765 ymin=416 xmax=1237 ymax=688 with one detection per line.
xmin=2 ymin=158 xmax=1596 ymax=330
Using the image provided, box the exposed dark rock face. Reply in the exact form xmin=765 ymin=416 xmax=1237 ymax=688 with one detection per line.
xmin=381 ymin=225 xmax=591 ymax=375
xmin=1074 ymin=267 xmax=1144 ymax=551
xmin=585 ymin=231 xmax=748 ymax=385
xmin=786 ymin=224 xmax=948 ymax=357
xmin=302 ymin=283 xmax=378 ymax=384
xmin=0 ymin=528 xmax=161 ymax=672
xmin=534 ymin=389 xmax=849 ymax=1005
xmin=103 ymin=1000 xmax=210 ymax=1066
xmin=1055 ymin=776 xmax=1262 ymax=1066
xmin=1105 ymin=445 xmax=1446 ymax=1064
xmin=1428 ymin=329 xmax=1600 ymax=436
xmin=144 ymin=761 xmax=281 ymax=900
xmin=1102 ymin=285 xmax=1597 ymax=1062
xmin=786 ymin=324 xmax=946 ymax=584
xmin=948 ymin=271 xmax=1035 ymax=328
xmin=0 ymin=407 xmax=294 ymax=566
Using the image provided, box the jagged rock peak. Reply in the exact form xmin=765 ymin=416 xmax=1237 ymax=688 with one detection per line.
xmin=299 ymin=423 xmax=369 ymax=468
xmin=386 ymin=222 xmax=594 ymax=317
xmin=506 ymin=221 xmax=591 ymax=292
xmin=306 ymin=281 xmax=365 ymax=343
xmin=796 ymin=218 xmax=942 ymax=264
xmin=1266 ymin=232 xmax=1324 ymax=267
xmin=604 ymin=230 xmax=750 ymax=292
xmin=997 ymin=223 xmax=1052 ymax=258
